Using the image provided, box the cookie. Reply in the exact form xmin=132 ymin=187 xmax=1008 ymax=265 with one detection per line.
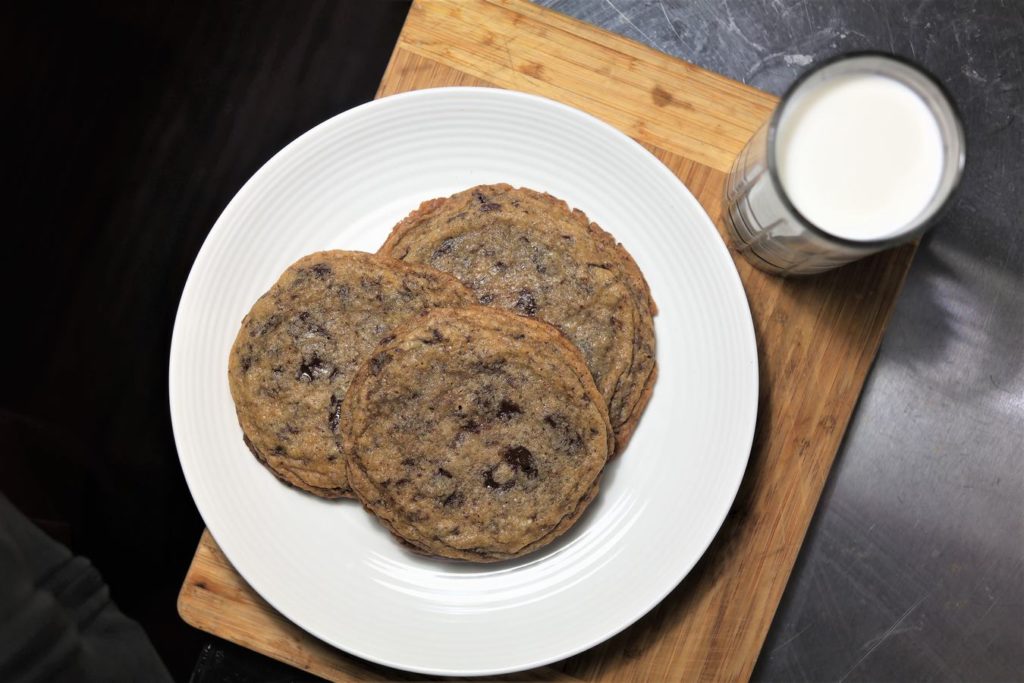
xmin=379 ymin=184 xmax=656 ymax=453
xmin=343 ymin=305 xmax=613 ymax=561
xmin=228 ymin=251 xmax=475 ymax=498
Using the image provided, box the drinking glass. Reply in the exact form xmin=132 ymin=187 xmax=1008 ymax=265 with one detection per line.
xmin=724 ymin=52 xmax=966 ymax=275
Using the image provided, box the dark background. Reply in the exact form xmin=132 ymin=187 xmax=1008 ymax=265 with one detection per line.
xmin=2 ymin=2 xmax=410 ymax=678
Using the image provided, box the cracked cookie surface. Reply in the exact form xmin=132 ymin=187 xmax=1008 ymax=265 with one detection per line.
xmin=228 ymin=250 xmax=475 ymax=498
xmin=343 ymin=305 xmax=613 ymax=561
xmin=380 ymin=184 xmax=656 ymax=452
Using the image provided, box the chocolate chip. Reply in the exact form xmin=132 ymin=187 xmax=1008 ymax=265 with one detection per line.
xmin=285 ymin=423 xmax=299 ymax=434
xmin=475 ymin=359 xmax=507 ymax=374
xmin=503 ymin=446 xmax=538 ymax=478
xmin=380 ymin=334 xmax=396 ymax=345
xmin=360 ymin=276 xmax=383 ymax=290
xmin=480 ymin=202 xmax=501 ymax=212
xmin=461 ymin=419 xmax=481 ymax=434
xmin=514 ymin=289 xmax=537 ymax=316
xmin=272 ymin=445 xmax=286 ymax=456
xmin=542 ymin=413 xmax=585 ymax=454
xmin=328 ymin=395 xmax=342 ymax=432
xmin=423 ymin=328 xmax=444 ymax=344
xmin=240 ymin=355 xmax=252 ymax=372
xmin=478 ymin=293 xmax=494 ymax=305
xmin=483 ymin=467 xmax=513 ymax=490
xmin=297 ymin=355 xmax=331 ymax=382
xmin=437 ymin=467 xmax=453 ymax=478
xmin=433 ymin=238 xmax=456 ymax=258
xmin=442 ymin=491 xmax=463 ymax=507
xmin=311 ymin=263 xmax=332 ymax=278
xmin=562 ymin=431 xmax=584 ymax=454
xmin=401 ymin=458 xmax=416 ymax=467
xmin=496 ymin=399 xmax=521 ymax=420
xmin=399 ymin=276 xmax=418 ymax=296
xmin=252 ymin=314 xmax=282 ymax=337
xmin=298 ymin=311 xmax=331 ymax=339
xmin=368 ymin=352 xmax=392 ymax=376
xmin=511 ymin=199 xmax=521 ymax=208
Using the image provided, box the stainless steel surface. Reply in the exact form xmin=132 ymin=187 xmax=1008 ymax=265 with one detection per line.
xmin=536 ymin=0 xmax=1024 ymax=679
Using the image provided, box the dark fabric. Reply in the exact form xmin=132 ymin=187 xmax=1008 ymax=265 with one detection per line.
xmin=0 ymin=494 xmax=171 ymax=683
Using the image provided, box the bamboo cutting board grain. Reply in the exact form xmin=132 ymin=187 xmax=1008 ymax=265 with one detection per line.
xmin=178 ymin=1 xmax=918 ymax=680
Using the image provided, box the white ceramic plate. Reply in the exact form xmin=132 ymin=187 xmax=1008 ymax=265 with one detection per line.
xmin=170 ymin=87 xmax=757 ymax=676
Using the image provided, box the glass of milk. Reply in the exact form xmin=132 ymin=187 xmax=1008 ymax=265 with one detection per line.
xmin=724 ymin=52 xmax=965 ymax=275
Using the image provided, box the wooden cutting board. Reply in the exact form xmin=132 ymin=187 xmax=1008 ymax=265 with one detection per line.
xmin=178 ymin=1 xmax=917 ymax=680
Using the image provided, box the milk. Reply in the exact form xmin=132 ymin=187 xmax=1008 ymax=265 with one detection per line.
xmin=776 ymin=73 xmax=945 ymax=242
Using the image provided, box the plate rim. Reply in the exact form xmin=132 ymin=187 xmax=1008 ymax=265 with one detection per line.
xmin=169 ymin=85 xmax=759 ymax=676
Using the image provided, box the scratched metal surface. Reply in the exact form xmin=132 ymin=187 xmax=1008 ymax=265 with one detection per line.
xmin=535 ymin=0 xmax=1024 ymax=680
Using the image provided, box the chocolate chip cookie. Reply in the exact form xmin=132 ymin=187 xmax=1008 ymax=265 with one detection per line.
xmin=343 ymin=305 xmax=613 ymax=561
xmin=228 ymin=251 xmax=475 ymax=498
xmin=379 ymin=184 xmax=656 ymax=453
